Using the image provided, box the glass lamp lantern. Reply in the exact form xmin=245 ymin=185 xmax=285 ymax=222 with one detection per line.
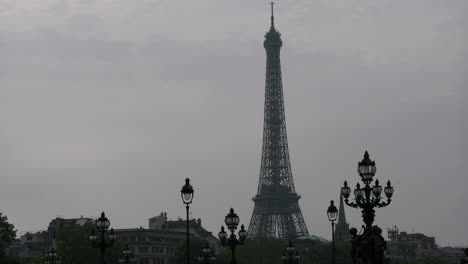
xmin=354 ymin=183 xmax=364 ymax=200
xmin=294 ymin=253 xmax=300 ymax=260
xmin=96 ymin=212 xmax=110 ymax=231
xmin=286 ymin=240 xmax=295 ymax=254
xmin=108 ymin=228 xmax=116 ymax=241
xmin=89 ymin=229 xmax=97 ymax=242
xmin=341 ymin=181 xmax=351 ymax=199
xmin=327 ymin=200 xmax=338 ymax=222
xmin=218 ymin=226 xmax=227 ymax=244
xmin=372 ymin=179 xmax=383 ymax=197
xmin=181 ymin=178 xmax=194 ymax=205
xmin=238 ymin=224 xmax=247 ymax=242
xmin=123 ymin=245 xmax=132 ymax=256
xmin=225 ymin=208 xmax=240 ymax=231
xmin=384 ymin=181 xmax=394 ymax=198
xmin=282 ymin=253 xmax=287 ymax=261
xmin=203 ymin=244 xmax=211 ymax=254
xmin=358 ymin=151 xmax=376 ymax=184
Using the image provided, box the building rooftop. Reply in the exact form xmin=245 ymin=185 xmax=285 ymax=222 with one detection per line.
xmin=295 ymin=235 xmax=329 ymax=244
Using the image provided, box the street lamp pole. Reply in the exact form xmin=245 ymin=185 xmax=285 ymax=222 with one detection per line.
xmin=460 ymin=248 xmax=468 ymax=264
xmin=218 ymin=208 xmax=247 ymax=264
xmin=327 ymin=200 xmax=338 ymax=264
xmin=341 ymin=151 xmax=394 ymax=264
xmin=281 ymin=241 xmax=300 ymax=264
xmin=181 ymin=178 xmax=194 ymax=264
xmin=119 ymin=244 xmax=136 ymax=264
xmin=44 ymin=248 xmax=61 ymax=264
xmin=89 ymin=212 xmax=116 ymax=264
xmin=341 ymin=151 xmax=394 ymax=232
xmin=197 ymin=243 xmax=216 ymax=264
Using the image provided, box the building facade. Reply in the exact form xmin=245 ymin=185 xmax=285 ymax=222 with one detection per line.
xmin=7 ymin=231 xmax=47 ymax=259
xmin=115 ymin=228 xmax=185 ymax=264
xmin=115 ymin=212 xmax=219 ymax=264
xmin=7 ymin=216 xmax=94 ymax=260
xmin=387 ymin=230 xmax=444 ymax=261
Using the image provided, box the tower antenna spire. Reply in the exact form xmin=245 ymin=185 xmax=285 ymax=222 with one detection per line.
xmin=270 ymin=2 xmax=275 ymax=27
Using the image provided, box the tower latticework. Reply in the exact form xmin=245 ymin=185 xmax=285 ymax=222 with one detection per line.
xmin=335 ymin=194 xmax=350 ymax=242
xmin=247 ymin=4 xmax=309 ymax=239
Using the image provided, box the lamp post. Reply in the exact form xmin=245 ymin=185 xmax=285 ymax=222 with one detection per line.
xmin=327 ymin=200 xmax=338 ymax=264
xmin=181 ymin=178 xmax=194 ymax=264
xmin=118 ymin=245 xmax=135 ymax=264
xmin=460 ymin=248 xmax=468 ymax=264
xmin=197 ymin=243 xmax=216 ymax=264
xmin=218 ymin=208 xmax=247 ymax=264
xmin=281 ymin=241 xmax=300 ymax=264
xmin=341 ymin=151 xmax=394 ymax=232
xmin=44 ymin=248 xmax=61 ymax=264
xmin=89 ymin=212 xmax=116 ymax=264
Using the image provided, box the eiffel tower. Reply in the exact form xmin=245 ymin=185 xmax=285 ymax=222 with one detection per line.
xmin=247 ymin=3 xmax=309 ymax=239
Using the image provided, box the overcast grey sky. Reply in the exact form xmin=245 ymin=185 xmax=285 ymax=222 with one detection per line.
xmin=1 ymin=0 xmax=467 ymax=246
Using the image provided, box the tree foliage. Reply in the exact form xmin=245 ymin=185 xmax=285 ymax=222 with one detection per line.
xmin=215 ymin=238 xmax=289 ymax=264
xmin=169 ymin=237 xmax=353 ymax=264
xmin=56 ymin=224 xmax=122 ymax=264
xmin=0 ymin=212 xmax=17 ymax=258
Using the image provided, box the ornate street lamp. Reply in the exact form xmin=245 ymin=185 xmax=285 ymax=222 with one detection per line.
xmin=118 ymin=244 xmax=135 ymax=264
xmin=197 ymin=243 xmax=216 ymax=264
xmin=341 ymin=151 xmax=394 ymax=232
xmin=460 ymin=248 xmax=468 ymax=264
xmin=327 ymin=200 xmax=338 ymax=264
xmin=89 ymin=212 xmax=116 ymax=264
xmin=281 ymin=241 xmax=300 ymax=264
xmin=181 ymin=178 xmax=194 ymax=264
xmin=44 ymin=248 xmax=61 ymax=264
xmin=218 ymin=208 xmax=247 ymax=264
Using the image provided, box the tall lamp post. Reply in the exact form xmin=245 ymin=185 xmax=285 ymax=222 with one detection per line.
xmin=44 ymin=248 xmax=61 ymax=264
xmin=181 ymin=178 xmax=194 ymax=264
xmin=327 ymin=200 xmax=338 ymax=264
xmin=118 ymin=245 xmax=135 ymax=264
xmin=197 ymin=243 xmax=216 ymax=264
xmin=460 ymin=248 xmax=468 ymax=264
xmin=281 ymin=241 xmax=300 ymax=264
xmin=341 ymin=151 xmax=394 ymax=232
xmin=218 ymin=208 xmax=247 ymax=264
xmin=89 ymin=212 xmax=116 ymax=264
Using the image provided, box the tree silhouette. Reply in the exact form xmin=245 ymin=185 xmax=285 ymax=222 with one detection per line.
xmin=0 ymin=212 xmax=16 ymax=258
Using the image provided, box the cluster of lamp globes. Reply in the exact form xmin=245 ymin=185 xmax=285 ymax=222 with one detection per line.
xmin=217 ymin=208 xmax=247 ymax=246
xmin=341 ymin=151 xmax=394 ymax=206
xmin=281 ymin=241 xmax=300 ymax=264
xmin=89 ymin=212 xmax=116 ymax=246
xmin=44 ymin=248 xmax=61 ymax=264
xmin=118 ymin=245 xmax=136 ymax=263
xmin=196 ymin=244 xmax=216 ymax=263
